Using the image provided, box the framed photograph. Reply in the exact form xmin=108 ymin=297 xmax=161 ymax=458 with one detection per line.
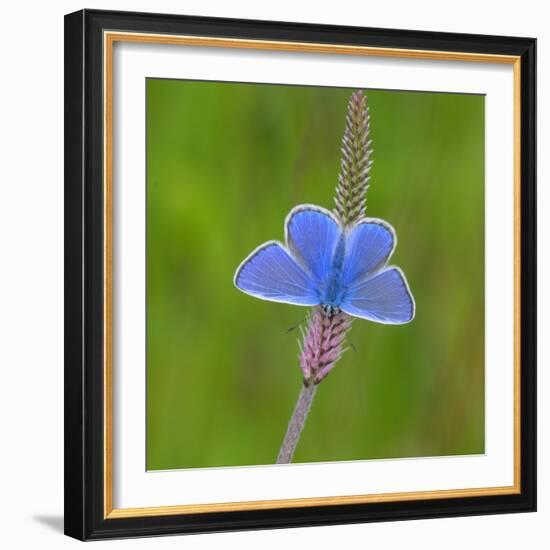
xmin=64 ymin=9 xmax=536 ymax=540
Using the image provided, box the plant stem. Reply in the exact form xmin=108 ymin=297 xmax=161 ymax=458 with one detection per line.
xmin=275 ymin=91 xmax=370 ymax=465
xmin=276 ymin=383 xmax=318 ymax=464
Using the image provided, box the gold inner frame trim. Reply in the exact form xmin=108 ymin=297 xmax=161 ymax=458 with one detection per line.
xmin=103 ymin=30 xmax=522 ymax=519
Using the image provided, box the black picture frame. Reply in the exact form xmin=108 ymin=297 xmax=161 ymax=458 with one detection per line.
xmin=64 ymin=8 xmax=536 ymax=541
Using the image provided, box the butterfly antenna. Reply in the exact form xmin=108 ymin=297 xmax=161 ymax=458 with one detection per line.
xmin=286 ymin=318 xmax=306 ymax=334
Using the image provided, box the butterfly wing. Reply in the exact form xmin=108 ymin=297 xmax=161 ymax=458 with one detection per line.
xmin=341 ymin=219 xmax=396 ymax=287
xmin=340 ymin=267 xmax=415 ymax=324
xmin=285 ymin=205 xmax=343 ymax=282
xmin=234 ymin=241 xmax=320 ymax=306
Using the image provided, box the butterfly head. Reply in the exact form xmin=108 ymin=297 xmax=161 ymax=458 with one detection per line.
xmin=322 ymin=304 xmax=342 ymax=318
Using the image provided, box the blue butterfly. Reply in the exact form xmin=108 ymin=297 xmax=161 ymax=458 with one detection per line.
xmin=234 ymin=204 xmax=415 ymax=324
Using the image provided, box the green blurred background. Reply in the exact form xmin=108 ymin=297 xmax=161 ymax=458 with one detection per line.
xmin=146 ymin=79 xmax=485 ymax=470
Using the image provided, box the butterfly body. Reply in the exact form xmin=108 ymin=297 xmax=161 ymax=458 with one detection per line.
xmin=234 ymin=205 xmax=415 ymax=324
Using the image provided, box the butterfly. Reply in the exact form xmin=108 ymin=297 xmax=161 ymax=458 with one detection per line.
xmin=234 ymin=204 xmax=415 ymax=324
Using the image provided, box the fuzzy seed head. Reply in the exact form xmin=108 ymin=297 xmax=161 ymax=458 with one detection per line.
xmin=300 ymin=307 xmax=352 ymax=385
xmin=334 ymin=90 xmax=373 ymax=228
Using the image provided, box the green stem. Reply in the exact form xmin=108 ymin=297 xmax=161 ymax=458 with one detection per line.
xmin=276 ymin=384 xmax=317 ymax=464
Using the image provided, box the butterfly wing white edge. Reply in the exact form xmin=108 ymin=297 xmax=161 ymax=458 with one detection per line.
xmin=233 ymin=239 xmax=320 ymax=306
xmin=233 ymin=203 xmax=340 ymax=305
xmin=341 ymin=265 xmax=416 ymax=324
xmin=347 ymin=216 xmax=398 ymax=263
xmin=283 ymin=203 xmax=342 ymax=245
xmin=339 ymin=217 xmax=414 ymax=324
